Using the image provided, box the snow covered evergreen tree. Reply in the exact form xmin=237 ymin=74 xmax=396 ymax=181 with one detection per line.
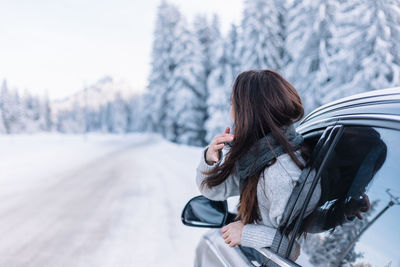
xmin=274 ymin=0 xmax=290 ymax=68
xmin=105 ymin=102 xmax=114 ymax=133
xmin=193 ymin=14 xmax=221 ymax=83
xmin=0 ymin=81 xmax=23 ymax=133
xmin=205 ymin=24 xmax=240 ymax=142
xmin=1 ymin=80 xmax=12 ymax=133
xmin=325 ymin=0 xmax=400 ymax=103
xmin=107 ymin=93 xmax=129 ymax=133
xmin=163 ymin=13 xmax=208 ymax=146
xmin=285 ymin=0 xmax=337 ymax=114
xmin=41 ymin=93 xmax=52 ymax=131
xmin=99 ymin=105 xmax=108 ymax=132
xmin=190 ymin=14 xmax=222 ymax=144
xmin=0 ymin=114 xmax=5 ymax=134
xmin=0 ymin=108 xmax=5 ymax=134
xmin=145 ymin=1 xmax=212 ymax=145
xmin=238 ymin=0 xmax=283 ymax=71
xmin=72 ymin=97 xmax=86 ymax=133
xmin=127 ymin=94 xmax=145 ymax=132
xmin=144 ymin=1 xmax=183 ymax=134
xmin=386 ymin=0 xmax=400 ymax=69
xmin=0 ymin=80 xmax=7 ymax=134
xmin=21 ymin=91 xmax=42 ymax=133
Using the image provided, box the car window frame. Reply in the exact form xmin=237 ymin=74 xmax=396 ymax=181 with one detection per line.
xmin=284 ymin=124 xmax=344 ymax=257
xmin=264 ymin=124 xmax=344 ymax=266
xmin=233 ymin=126 xmax=341 ymax=267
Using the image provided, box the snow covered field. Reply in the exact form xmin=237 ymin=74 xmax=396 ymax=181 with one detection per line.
xmin=0 ymin=133 xmax=207 ymax=266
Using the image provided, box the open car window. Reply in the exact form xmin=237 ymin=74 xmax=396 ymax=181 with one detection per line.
xmin=255 ymin=126 xmax=340 ymax=267
xmin=271 ymin=126 xmax=343 ymax=256
xmin=231 ymin=127 xmax=330 ymax=267
xmin=291 ymin=126 xmax=400 ymax=266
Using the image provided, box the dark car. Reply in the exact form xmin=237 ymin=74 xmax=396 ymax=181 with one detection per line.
xmin=182 ymin=87 xmax=400 ymax=267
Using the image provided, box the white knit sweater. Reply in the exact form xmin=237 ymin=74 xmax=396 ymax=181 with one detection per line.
xmin=196 ymin=145 xmax=321 ymax=250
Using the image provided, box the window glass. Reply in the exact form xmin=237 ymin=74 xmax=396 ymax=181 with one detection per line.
xmin=296 ymin=126 xmax=400 ymax=267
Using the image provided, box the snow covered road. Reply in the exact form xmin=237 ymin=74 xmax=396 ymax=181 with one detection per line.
xmin=0 ymin=134 xmax=206 ymax=267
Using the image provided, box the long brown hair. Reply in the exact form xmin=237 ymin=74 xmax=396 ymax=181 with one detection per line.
xmin=201 ymin=69 xmax=307 ymax=225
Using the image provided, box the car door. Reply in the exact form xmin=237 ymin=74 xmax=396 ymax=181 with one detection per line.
xmin=273 ymin=125 xmax=344 ymax=249
xmin=238 ymin=124 xmax=344 ymax=267
xmin=274 ymin=123 xmax=400 ymax=267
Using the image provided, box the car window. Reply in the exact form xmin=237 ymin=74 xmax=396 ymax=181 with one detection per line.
xmin=257 ymin=126 xmax=342 ymax=266
xmin=294 ymin=126 xmax=400 ymax=267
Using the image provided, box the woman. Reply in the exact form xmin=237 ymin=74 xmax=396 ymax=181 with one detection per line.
xmin=195 ymin=69 xmax=313 ymax=260
xmin=195 ymin=69 xmax=381 ymax=264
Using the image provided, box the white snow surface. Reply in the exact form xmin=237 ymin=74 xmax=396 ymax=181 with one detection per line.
xmin=0 ymin=133 xmax=206 ymax=266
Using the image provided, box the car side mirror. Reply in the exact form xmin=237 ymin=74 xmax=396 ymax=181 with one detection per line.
xmin=181 ymin=195 xmax=228 ymax=228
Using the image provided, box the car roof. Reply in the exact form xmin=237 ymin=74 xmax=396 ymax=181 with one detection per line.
xmin=297 ymin=87 xmax=400 ymax=134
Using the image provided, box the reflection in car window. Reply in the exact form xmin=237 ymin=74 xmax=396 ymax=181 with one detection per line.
xmin=296 ymin=126 xmax=399 ymax=267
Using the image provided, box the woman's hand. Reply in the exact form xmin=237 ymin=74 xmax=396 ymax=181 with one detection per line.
xmin=206 ymin=127 xmax=234 ymax=164
xmin=221 ymin=221 xmax=244 ymax=247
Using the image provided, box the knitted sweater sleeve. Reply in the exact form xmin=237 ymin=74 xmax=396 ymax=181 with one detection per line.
xmin=241 ymin=224 xmax=299 ymax=257
xmin=195 ymin=146 xmax=240 ymax=201
xmin=241 ymin=224 xmax=284 ymax=248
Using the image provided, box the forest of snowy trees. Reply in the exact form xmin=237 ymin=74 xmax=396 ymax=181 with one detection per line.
xmin=0 ymin=77 xmax=144 ymax=134
xmin=1 ymin=0 xmax=399 ymax=145
xmin=144 ymin=0 xmax=400 ymax=146
xmin=0 ymin=80 xmax=52 ymax=134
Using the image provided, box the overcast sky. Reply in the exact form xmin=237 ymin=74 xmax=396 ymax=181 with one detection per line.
xmin=0 ymin=0 xmax=242 ymax=100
